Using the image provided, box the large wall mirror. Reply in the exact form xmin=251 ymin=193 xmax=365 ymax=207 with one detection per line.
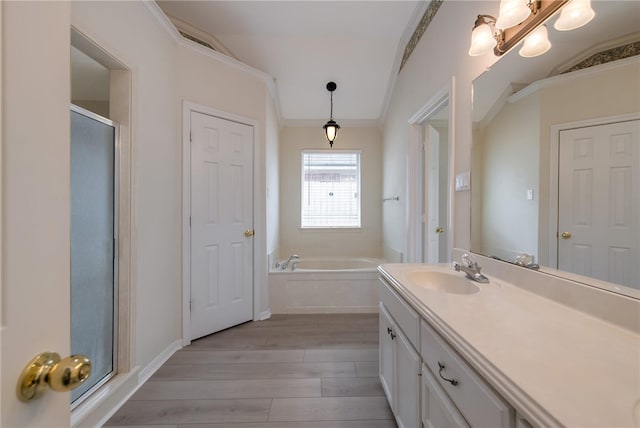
xmin=471 ymin=1 xmax=639 ymax=299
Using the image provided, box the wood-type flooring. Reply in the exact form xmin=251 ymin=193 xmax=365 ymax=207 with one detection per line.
xmin=105 ymin=313 xmax=398 ymax=427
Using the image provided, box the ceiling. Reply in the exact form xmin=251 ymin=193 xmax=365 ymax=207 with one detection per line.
xmin=156 ymin=0 xmax=425 ymax=125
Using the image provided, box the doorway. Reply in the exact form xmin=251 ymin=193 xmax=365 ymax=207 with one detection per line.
xmin=183 ymin=103 xmax=257 ymax=342
xmin=407 ymin=78 xmax=455 ymax=264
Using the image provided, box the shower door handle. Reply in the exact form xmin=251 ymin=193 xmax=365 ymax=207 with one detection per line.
xmin=17 ymin=352 xmax=92 ymax=401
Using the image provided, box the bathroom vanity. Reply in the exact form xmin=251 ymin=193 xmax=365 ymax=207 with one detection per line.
xmin=378 ymin=260 xmax=640 ymax=428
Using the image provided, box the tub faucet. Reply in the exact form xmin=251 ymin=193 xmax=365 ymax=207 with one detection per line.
xmin=453 ymin=253 xmax=489 ymax=283
xmin=280 ymin=254 xmax=300 ymax=270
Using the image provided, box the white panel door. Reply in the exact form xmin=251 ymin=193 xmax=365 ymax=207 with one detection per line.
xmin=425 ymin=125 xmax=441 ymax=263
xmin=379 ymin=303 xmax=395 ymax=411
xmin=190 ymin=112 xmax=254 ymax=340
xmin=395 ymin=328 xmax=421 ymax=428
xmin=558 ymin=119 xmax=639 ymax=287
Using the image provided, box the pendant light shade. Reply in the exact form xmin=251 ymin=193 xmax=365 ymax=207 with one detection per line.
xmin=519 ymin=24 xmax=551 ymax=57
xmin=468 ymin=16 xmax=497 ymax=56
xmin=554 ymin=0 xmax=595 ymax=31
xmin=323 ymin=120 xmax=340 ymax=144
xmin=323 ymin=82 xmax=340 ymax=147
xmin=495 ymin=0 xmax=531 ymax=30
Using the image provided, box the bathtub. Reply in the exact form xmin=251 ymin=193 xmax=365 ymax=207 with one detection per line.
xmin=268 ymin=257 xmax=384 ymax=314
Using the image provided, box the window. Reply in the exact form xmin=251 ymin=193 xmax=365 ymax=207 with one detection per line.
xmin=301 ymin=150 xmax=361 ymax=228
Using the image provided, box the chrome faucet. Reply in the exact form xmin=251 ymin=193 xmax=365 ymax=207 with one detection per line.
xmin=453 ymin=253 xmax=489 ymax=283
xmin=279 ymin=254 xmax=300 ymax=270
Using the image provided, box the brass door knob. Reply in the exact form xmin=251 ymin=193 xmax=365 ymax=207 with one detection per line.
xmin=435 ymin=227 xmax=444 ymax=234
xmin=17 ymin=352 xmax=91 ymax=402
xmin=244 ymin=229 xmax=254 ymax=237
xmin=561 ymin=231 xmax=572 ymax=239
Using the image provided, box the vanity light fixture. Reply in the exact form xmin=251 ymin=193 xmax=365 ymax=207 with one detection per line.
xmin=322 ymin=81 xmax=340 ymax=147
xmin=468 ymin=0 xmax=594 ymax=58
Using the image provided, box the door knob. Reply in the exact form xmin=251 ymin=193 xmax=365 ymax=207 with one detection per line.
xmin=561 ymin=231 xmax=572 ymax=239
xmin=17 ymin=352 xmax=91 ymax=402
xmin=435 ymin=227 xmax=444 ymax=234
xmin=244 ymin=229 xmax=254 ymax=237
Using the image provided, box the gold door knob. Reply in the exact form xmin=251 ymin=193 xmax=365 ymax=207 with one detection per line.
xmin=244 ymin=229 xmax=254 ymax=237
xmin=561 ymin=231 xmax=572 ymax=239
xmin=17 ymin=352 xmax=91 ymax=402
xmin=435 ymin=227 xmax=444 ymax=234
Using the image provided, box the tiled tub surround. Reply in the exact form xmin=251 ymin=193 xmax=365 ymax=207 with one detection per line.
xmin=378 ymin=255 xmax=640 ymax=427
xmin=269 ymin=257 xmax=384 ymax=314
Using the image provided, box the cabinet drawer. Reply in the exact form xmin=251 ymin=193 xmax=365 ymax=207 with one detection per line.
xmin=421 ymin=320 xmax=514 ymax=428
xmin=422 ymin=363 xmax=470 ymax=428
xmin=379 ymin=278 xmax=420 ymax=347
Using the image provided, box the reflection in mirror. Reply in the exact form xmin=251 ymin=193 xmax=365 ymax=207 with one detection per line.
xmin=471 ymin=1 xmax=640 ymax=298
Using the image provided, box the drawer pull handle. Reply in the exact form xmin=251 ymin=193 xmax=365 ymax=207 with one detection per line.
xmin=390 ymin=332 xmax=396 ymax=340
xmin=438 ymin=362 xmax=458 ymax=386
xmin=387 ymin=327 xmax=392 ymax=335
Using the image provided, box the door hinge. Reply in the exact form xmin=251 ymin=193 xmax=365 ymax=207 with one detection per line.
xmin=189 ymin=300 xmax=193 ymax=312
xmin=189 ymin=216 xmax=192 ymax=227
xmin=190 ymin=131 xmax=192 ymax=142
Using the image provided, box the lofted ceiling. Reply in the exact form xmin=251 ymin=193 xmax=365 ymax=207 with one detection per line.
xmin=156 ymin=0 xmax=425 ymax=126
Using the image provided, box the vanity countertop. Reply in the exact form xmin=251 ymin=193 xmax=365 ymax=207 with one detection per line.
xmin=378 ymin=263 xmax=640 ymax=428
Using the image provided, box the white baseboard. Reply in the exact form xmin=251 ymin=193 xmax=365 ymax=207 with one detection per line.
xmin=72 ymin=339 xmax=182 ymax=428
xmin=138 ymin=339 xmax=182 ymax=384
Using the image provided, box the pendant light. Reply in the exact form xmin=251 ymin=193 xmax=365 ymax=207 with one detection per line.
xmin=322 ymin=81 xmax=340 ymax=147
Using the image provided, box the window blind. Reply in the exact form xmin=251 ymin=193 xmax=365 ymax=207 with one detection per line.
xmin=301 ymin=151 xmax=361 ymax=228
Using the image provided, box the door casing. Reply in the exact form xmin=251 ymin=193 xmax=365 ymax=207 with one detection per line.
xmin=182 ymin=101 xmax=264 ymax=346
xmin=407 ymin=77 xmax=455 ymax=263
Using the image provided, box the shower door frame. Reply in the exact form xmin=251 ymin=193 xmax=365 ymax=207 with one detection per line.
xmin=70 ymin=104 xmax=120 ymax=410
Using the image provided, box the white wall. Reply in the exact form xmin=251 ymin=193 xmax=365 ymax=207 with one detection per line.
xmin=72 ymin=0 xmax=182 ymax=370
xmin=266 ymin=95 xmax=280 ymax=272
xmin=279 ymin=126 xmax=383 ymax=259
xmin=475 ymin=93 xmax=540 ymax=260
xmin=0 ymin=2 xmax=277 ymax=425
xmin=382 ymin=1 xmax=497 ymax=258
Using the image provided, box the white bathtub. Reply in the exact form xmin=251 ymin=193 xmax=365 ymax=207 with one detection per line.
xmin=269 ymin=257 xmax=384 ymax=314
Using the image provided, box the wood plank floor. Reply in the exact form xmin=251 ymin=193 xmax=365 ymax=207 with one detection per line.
xmin=105 ymin=314 xmax=398 ymax=427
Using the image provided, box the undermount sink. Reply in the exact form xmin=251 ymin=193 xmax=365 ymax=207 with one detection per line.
xmin=406 ymin=270 xmax=480 ymax=295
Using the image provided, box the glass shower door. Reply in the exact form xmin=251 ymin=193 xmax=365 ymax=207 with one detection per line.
xmin=70 ymin=105 xmax=117 ymax=405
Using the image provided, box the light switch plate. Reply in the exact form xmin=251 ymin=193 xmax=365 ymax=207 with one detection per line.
xmin=455 ymin=172 xmax=471 ymax=192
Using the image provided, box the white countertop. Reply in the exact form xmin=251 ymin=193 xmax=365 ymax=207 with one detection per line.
xmin=378 ymin=263 xmax=640 ymax=428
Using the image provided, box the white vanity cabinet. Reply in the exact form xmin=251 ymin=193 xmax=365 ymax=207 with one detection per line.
xmin=379 ymin=276 xmax=515 ymax=428
xmin=379 ymin=282 xmax=421 ymax=428
xmin=421 ymin=320 xmax=514 ymax=428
